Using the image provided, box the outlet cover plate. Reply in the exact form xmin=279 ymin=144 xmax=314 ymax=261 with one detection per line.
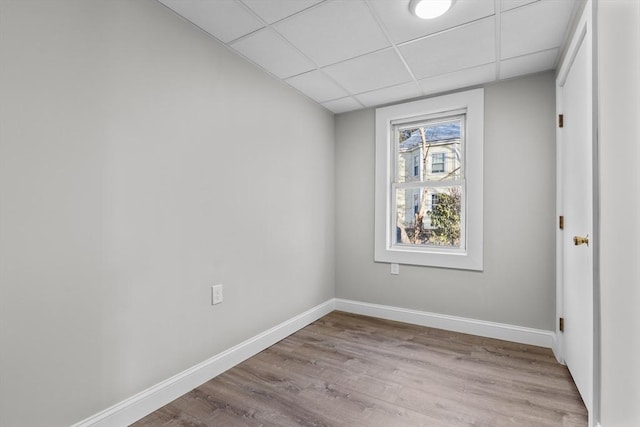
xmin=391 ymin=263 xmax=400 ymax=275
xmin=212 ymin=284 xmax=223 ymax=305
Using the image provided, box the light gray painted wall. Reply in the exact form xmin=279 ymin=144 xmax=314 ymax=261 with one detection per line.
xmin=0 ymin=1 xmax=334 ymax=426
xmin=597 ymin=1 xmax=640 ymax=425
xmin=335 ymin=73 xmax=557 ymax=331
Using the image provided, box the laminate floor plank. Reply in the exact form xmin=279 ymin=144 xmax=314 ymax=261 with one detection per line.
xmin=215 ymin=359 xmax=447 ymax=427
xmin=132 ymin=311 xmax=587 ymax=427
xmin=254 ymin=336 xmax=579 ymax=426
xmin=238 ymin=352 xmax=477 ymax=427
xmin=331 ymin=314 xmax=585 ymax=424
xmin=299 ymin=315 xmax=582 ymax=404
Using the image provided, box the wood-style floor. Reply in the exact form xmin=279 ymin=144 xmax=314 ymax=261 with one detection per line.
xmin=132 ymin=311 xmax=587 ymax=427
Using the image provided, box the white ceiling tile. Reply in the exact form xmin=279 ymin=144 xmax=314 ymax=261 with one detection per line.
xmin=321 ymin=97 xmax=363 ymax=114
xmin=399 ymin=17 xmax=496 ymax=80
xmin=322 ymin=49 xmax=413 ymax=94
xmin=501 ymin=0 xmax=540 ymax=12
xmin=158 ymin=0 xmax=264 ymax=43
xmin=501 ymin=0 xmax=575 ymax=59
xmin=500 ymin=48 xmax=558 ymax=79
xmin=418 ymin=63 xmax=496 ymax=95
xmin=355 ymin=82 xmax=423 ymax=108
xmin=285 ymin=70 xmax=348 ymax=103
xmin=241 ymin=0 xmax=324 ymax=24
xmin=369 ymin=0 xmax=495 ymax=45
xmin=231 ymin=29 xmax=315 ymax=79
xmin=274 ymin=0 xmax=390 ymax=66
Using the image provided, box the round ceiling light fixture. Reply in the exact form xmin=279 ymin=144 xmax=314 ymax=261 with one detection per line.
xmin=409 ymin=0 xmax=454 ymax=19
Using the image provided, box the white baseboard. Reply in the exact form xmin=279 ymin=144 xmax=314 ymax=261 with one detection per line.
xmin=73 ymin=298 xmax=556 ymax=426
xmin=71 ymin=299 xmax=335 ymax=427
xmin=335 ymin=298 xmax=555 ymax=349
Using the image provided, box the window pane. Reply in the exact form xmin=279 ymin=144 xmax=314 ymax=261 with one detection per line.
xmin=397 ymin=119 xmax=462 ymax=183
xmin=395 ymin=186 xmax=462 ymax=248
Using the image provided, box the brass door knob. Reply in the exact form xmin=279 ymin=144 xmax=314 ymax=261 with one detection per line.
xmin=573 ymin=235 xmax=589 ymax=246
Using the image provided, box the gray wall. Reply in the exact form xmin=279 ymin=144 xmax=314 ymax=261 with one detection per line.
xmin=335 ymin=72 xmax=557 ymax=331
xmin=597 ymin=1 xmax=640 ymax=425
xmin=0 ymin=1 xmax=335 ymax=426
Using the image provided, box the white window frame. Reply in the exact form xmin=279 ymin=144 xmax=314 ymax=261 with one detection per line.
xmin=374 ymin=88 xmax=484 ymax=270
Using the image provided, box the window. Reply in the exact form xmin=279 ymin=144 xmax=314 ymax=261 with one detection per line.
xmin=412 ymin=154 xmax=420 ymax=177
xmin=431 ymin=152 xmax=445 ymax=173
xmin=374 ymin=89 xmax=484 ymax=270
xmin=429 ymin=193 xmax=440 ymax=227
xmin=431 ymin=193 xmax=439 ymax=208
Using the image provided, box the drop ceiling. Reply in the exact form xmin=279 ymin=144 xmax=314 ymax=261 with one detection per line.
xmin=157 ymin=0 xmax=580 ymax=114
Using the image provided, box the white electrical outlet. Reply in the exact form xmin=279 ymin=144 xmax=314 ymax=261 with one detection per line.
xmin=390 ymin=263 xmax=400 ymax=275
xmin=211 ymin=284 xmax=223 ymax=305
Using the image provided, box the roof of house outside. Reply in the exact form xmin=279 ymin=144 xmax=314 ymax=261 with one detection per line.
xmin=399 ymin=122 xmax=461 ymax=152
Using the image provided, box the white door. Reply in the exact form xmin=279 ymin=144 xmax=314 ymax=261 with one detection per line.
xmin=557 ymin=3 xmax=593 ymax=415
